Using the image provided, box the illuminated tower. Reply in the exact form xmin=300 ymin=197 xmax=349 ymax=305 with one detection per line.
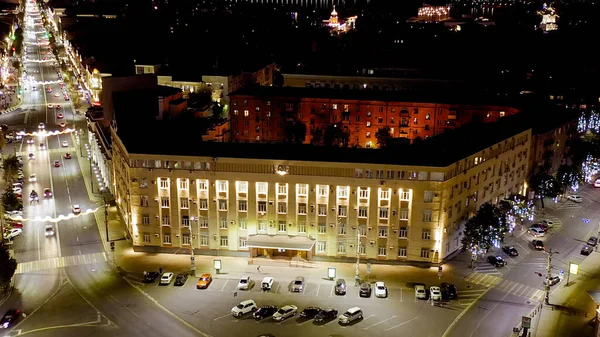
xmin=329 ymin=6 xmax=339 ymax=27
xmin=538 ymin=3 xmax=558 ymax=31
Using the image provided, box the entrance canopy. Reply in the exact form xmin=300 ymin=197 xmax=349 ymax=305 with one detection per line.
xmin=247 ymin=234 xmax=315 ymax=251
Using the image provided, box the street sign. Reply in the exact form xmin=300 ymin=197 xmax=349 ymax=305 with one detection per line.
xmin=559 ymin=269 xmax=564 ymax=276
xmin=522 ymin=316 xmax=531 ymax=328
xmin=367 ymin=263 xmax=371 ymax=273
xmin=327 ymin=268 xmax=336 ymax=279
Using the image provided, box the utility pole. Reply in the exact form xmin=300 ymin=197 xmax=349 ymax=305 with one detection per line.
xmin=545 ymin=248 xmax=558 ymax=305
xmin=104 ymin=195 xmax=109 ymax=242
xmin=89 ymin=155 xmax=94 ymax=193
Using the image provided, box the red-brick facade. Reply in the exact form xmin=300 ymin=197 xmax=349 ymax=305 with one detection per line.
xmin=229 ymin=90 xmax=520 ymax=148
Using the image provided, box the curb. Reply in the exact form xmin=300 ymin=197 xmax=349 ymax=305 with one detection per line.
xmin=0 ymin=104 xmax=22 ymax=115
xmin=0 ymin=286 xmax=13 ymax=307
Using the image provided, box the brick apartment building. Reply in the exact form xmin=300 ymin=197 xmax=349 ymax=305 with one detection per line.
xmin=229 ymin=86 xmax=520 ymax=147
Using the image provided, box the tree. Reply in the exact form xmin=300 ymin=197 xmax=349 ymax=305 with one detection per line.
xmin=556 ymin=164 xmax=583 ymax=193
xmin=461 ymin=203 xmax=508 ymax=255
xmin=0 ymin=245 xmax=16 ymax=290
xmin=293 ymin=122 xmax=307 ymax=144
xmin=0 ymin=131 xmax=6 ymax=151
xmin=375 ymin=126 xmax=391 ymax=148
xmin=311 ymin=127 xmax=323 ymax=145
xmin=2 ymin=155 xmax=19 ymax=183
xmin=1 ymin=190 xmax=21 ymax=212
xmin=211 ymin=101 xmax=224 ymax=120
xmin=528 ymin=172 xmax=562 ymax=209
xmin=323 ymin=124 xmax=349 ymax=147
xmin=499 ymin=194 xmax=534 ymax=232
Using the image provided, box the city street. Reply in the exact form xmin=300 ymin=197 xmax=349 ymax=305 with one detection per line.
xmin=444 ymin=187 xmax=600 ymax=337
xmin=0 ymin=3 xmax=202 ymax=337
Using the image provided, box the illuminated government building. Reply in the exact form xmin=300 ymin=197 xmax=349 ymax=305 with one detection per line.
xmin=111 ymin=113 xmax=532 ymax=264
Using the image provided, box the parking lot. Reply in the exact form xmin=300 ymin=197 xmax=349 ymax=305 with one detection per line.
xmin=138 ymin=274 xmax=477 ymax=337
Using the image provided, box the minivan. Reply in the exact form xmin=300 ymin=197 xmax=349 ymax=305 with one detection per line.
xmin=339 ymin=307 xmax=363 ymax=325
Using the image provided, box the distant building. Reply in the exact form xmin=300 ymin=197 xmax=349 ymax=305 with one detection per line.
xmin=538 ymin=3 xmax=558 ymax=32
xmin=417 ymin=5 xmax=451 ymax=22
xmin=322 ymin=6 xmax=357 ymax=34
xmin=228 ymin=86 xmax=520 ymax=146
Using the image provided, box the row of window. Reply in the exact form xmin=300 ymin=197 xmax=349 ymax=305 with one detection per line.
xmin=147 ymin=233 xmax=245 ymax=248
xmin=315 ymin=241 xmax=432 ymax=258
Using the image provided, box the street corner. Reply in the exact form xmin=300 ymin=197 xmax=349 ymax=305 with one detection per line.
xmin=0 ymin=104 xmax=23 ymax=114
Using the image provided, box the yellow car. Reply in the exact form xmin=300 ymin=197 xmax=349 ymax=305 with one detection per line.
xmin=196 ymin=273 xmax=212 ymax=289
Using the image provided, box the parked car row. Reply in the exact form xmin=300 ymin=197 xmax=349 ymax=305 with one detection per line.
xmin=581 ymin=236 xmax=598 ymax=256
xmin=414 ymin=283 xmax=457 ymax=301
xmin=230 ymin=299 xmax=362 ymax=325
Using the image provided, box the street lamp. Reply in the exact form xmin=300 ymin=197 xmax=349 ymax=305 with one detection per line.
xmin=544 ymin=248 xmax=559 ymax=305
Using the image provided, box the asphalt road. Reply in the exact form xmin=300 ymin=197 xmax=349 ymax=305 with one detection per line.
xmin=1 ymin=3 xmax=204 ymax=337
xmin=445 ymin=185 xmax=600 ymax=337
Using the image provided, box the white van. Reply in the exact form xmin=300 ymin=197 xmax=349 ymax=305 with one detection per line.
xmin=339 ymin=307 xmax=363 ymax=325
xmin=261 ymin=277 xmax=274 ymax=291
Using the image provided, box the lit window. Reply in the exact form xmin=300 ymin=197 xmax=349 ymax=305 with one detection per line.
xmin=337 ymin=186 xmax=349 ymax=198
xmin=422 ymin=229 xmax=431 ymax=240
xmin=160 ymin=197 xmax=170 ymax=208
xmin=318 ymin=185 xmax=328 ymax=197
xmin=358 ymin=188 xmax=369 ymax=199
xmin=237 ymin=181 xmax=248 ymax=194
xmin=180 ymin=198 xmax=189 ymax=209
xmin=179 ymin=179 xmax=188 ymax=190
xmin=379 ymin=207 xmax=389 ymax=219
xmin=297 ymin=184 xmax=308 ymax=196
xmin=278 ymin=202 xmax=287 ymax=214
xmin=198 ymin=180 xmax=208 ymax=191
xmin=277 ymin=183 xmax=288 ymax=195
xmin=338 ymin=205 xmax=347 ymax=217
xmin=379 ymin=188 xmax=390 ymax=200
xmin=217 ymin=181 xmax=228 ymax=193
xmin=318 ymin=204 xmax=327 ymax=216
xmin=258 ymin=201 xmax=267 ymax=213
xmin=218 ymin=199 xmax=228 ymax=211
xmin=244 ymin=110 xmax=249 ymax=117
xmin=257 ymin=182 xmax=268 ymax=195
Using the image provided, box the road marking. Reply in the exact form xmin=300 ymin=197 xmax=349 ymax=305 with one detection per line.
xmin=315 ymin=284 xmax=321 ymax=297
xmin=329 ymin=285 xmax=334 ymax=297
xmin=76 ymin=237 xmax=79 ymax=242
xmin=220 ymin=280 xmax=228 ymax=291
xmin=442 ymin=287 xmax=492 ymax=337
xmin=363 ymin=315 xmax=397 ymax=329
xmin=274 ymin=283 xmax=280 ymax=294
xmin=507 ymin=282 xmax=518 ymax=294
xmin=78 ymin=250 xmax=81 ymax=255
xmin=361 ymin=314 xmax=375 ymax=322
xmin=297 ymin=319 xmax=313 ymax=326
xmin=513 ymin=284 xmax=524 ymax=295
xmin=213 ymin=313 xmax=230 ymax=321
xmin=384 ymin=317 xmax=418 ymax=332
xmin=518 ymin=285 xmax=531 ymax=297
xmin=123 ymin=305 xmax=140 ymax=318
xmin=400 ymin=288 xmax=403 ymax=302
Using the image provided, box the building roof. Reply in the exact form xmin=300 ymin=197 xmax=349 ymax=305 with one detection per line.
xmin=117 ymin=113 xmax=531 ymax=167
xmin=157 ymin=85 xmax=181 ymax=97
xmin=230 ymin=85 xmax=515 ymax=107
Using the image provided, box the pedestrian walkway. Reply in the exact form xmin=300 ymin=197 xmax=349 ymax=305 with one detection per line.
xmin=463 ymin=272 xmax=545 ymax=303
xmin=15 ymin=252 xmax=107 ymax=274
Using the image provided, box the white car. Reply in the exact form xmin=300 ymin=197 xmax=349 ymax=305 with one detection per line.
xmin=541 ymin=220 xmax=554 ymax=227
xmin=374 ymin=281 xmax=388 ymax=298
xmin=26 ymin=138 xmax=34 ymax=144
xmin=12 ymin=187 xmax=22 ymax=194
xmin=29 ymin=174 xmax=37 ymax=182
xmin=72 ymin=204 xmax=81 ymax=214
xmin=38 ymin=122 xmax=45 ymax=129
xmin=567 ymin=195 xmax=583 ymax=203
xmin=430 ymin=286 xmax=442 ymax=301
xmin=39 ymin=143 xmax=46 ymax=150
xmin=231 ymin=300 xmax=257 ymax=317
xmin=237 ymin=276 xmax=251 ymax=290
xmin=272 ymin=305 xmax=297 ymax=321
xmin=414 ymin=285 xmax=427 ymax=299
xmin=4 ymin=228 xmax=22 ymax=240
xmin=595 ymin=179 xmax=600 ymax=188
xmin=47 ymin=104 xmax=53 ymax=109
xmin=45 ymin=225 xmax=55 ymax=237
xmin=159 ymin=272 xmax=174 ymax=285
xmin=61 ymin=140 xmax=68 ymax=147
xmin=528 ymin=227 xmax=545 ymax=237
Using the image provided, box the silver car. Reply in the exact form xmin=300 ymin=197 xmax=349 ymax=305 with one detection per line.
xmin=291 ymin=276 xmax=305 ymax=292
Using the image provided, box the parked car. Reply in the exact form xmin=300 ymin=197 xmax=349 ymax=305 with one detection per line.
xmin=528 ymin=227 xmax=545 ymax=237
xmin=339 ymin=307 xmax=363 ymax=325
xmin=44 ymin=188 xmax=53 ymax=198
xmin=541 ymin=220 xmax=555 ymax=227
xmin=441 ymin=283 xmax=458 ymax=300
xmin=299 ymin=307 xmax=321 ymax=319
xmin=314 ymin=307 xmax=338 ymax=323
xmin=587 ymin=236 xmax=598 ymax=247
xmin=231 ymin=300 xmax=257 ymax=317
xmin=543 ymin=276 xmax=561 ymax=286
xmin=174 ymin=273 xmax=188 ymax=286
xmin=196 ymin=273 xmax=212 ymax=289
xmin=237 ymin=276 xmax=251 ymax=290
xmin=532 ymin=240 xmax=545 ymax=251
xmin=374 ymin=281 xmax=388 ymax=298
xmin=414 ymin=284 xmax=427 ymax=299
xmin=567 ymin=195 xmax=583 ymax=203
xmin=502 ymin=246 xmax=519 ymax=256
xmin=487 ymin=255 xmax=507 ymax=267
xmin=335 ymin=278 xmax=347 ymax=295
xmin=159 ymin=272 xmax=174 ymax=285
xmin=291 ymin=276 xmax=305 ymax=292
xmin=0 ymin=309 xmax=22 ymax=329
xmin=581 ymin=245 xmax=593 ymax=256
xmin=531 ymin=223 xmax=549 ymax=232
xmin=261 ymin=277 xmax=274 ymax=291
xmin=359 ymin=283 xmax=372 ymax=297
xmin=4 ymin=228 xmax=22 ymax=240
xmin=429 ymin=286 xmax=442 ymax=301
xmin=253 ymin=305 xmax=277 ymax=320
xmin=272 ymin=305 xmax=297 ymax=321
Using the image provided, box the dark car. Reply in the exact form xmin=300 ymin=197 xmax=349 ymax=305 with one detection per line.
xmin=143 ymin=271 xmax=160 ymax=283
xmin=441 ymin=283 xmax=458 ymax=300
xmin=253 ymin=305 xmax=277 ymax=320
xmin=502 ymin=246 xmax=519 ymax=256
xmin=314 ymin=307 xmax=338 ymax=322
xmin=587 ymin=236 xmax=598 ymax=247
xmin=335 ymin=278 xmax=347 ymax=295
xmin=0 ymin=309 xmax=22 ymax=329
xmin=581 ymin=245 xmax=593 ymax=256
xmin=543 ymin=276 xmax=561 ymax=286
xmin=299 ymin=306 xmax=321 ymax=319
xmin=532 ymin=240 xmax=545 ymax=251
xmin=174 ymin=273 xmax=188 ymax=286
xmin=487 ymin=255 xmax=507 ymax=267
xmin=359 ymin=283 xmax=372 ymax=297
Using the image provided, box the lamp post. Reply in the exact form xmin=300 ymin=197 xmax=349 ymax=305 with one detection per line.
xmin=355 ymin=223 xmax=361 ymax=286
xmin=544 ymin=248 xmax=558 ymax=305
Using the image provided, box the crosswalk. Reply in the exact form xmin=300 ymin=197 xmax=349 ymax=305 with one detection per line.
xmin=15 ymin=252 xmax=107 ymax=274
xmin=463 ymin=272 xmax=544 ymax=302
